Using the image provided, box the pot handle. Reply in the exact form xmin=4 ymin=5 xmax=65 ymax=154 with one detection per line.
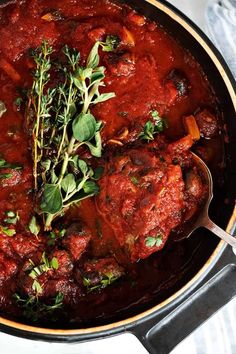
xmin=133 ymin=206 xmax=236 ymax=354
xmin=132 ymin=210 xmax=236 ymax=354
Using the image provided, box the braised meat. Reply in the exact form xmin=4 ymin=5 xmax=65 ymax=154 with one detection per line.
xmin=96 ymin=137 xmax=204 ymax=261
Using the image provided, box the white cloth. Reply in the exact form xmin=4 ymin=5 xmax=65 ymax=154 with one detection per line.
xmin=206 ymin=0 xmax=236 ymax=77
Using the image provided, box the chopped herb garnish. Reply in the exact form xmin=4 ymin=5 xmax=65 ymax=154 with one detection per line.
xmin=130 ymin=176 xmax=139 ymax=185
xmin=14 ymin=97 xmax=23 ymax=109
xmin=0 ymin=225 xmax=16 ymax=237
xmin=100 ymin=35 xmax=120 ymax=52
xmin=83 ymin=272 xmax=118 ymax=293
xmin=13 ymin=292 xmax=64 ymax=322
xmin=0 ymin=158 xmax=22 ymax=170
xmin=32 ymin=280 xmax=43 ymax=294
xmin=28 ymin=216 xmax=40 ymax=236
xmin=50 ymin=257 xmax=59 ymax=270
xmin=49 ymin=228 xmax=66 ymax=239
xmin=145 ymin=234 xmax=163 ymax=247
xmin=139 ymin=110 xmax=167 ymax=142
xmin=28 ymin=252 xmax=59 ymax=293
xmin=4 ymin=210 xmax=19 ymax=225
xmin=0 ymin=173 xmax=12 ymax=179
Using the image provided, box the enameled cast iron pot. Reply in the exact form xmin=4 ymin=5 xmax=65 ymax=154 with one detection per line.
xmin=0 ymin=1 xmax=236 ymax=353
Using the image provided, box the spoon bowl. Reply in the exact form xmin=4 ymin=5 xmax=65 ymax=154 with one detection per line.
xmin=174 ymin=152 xmax=236 ymax=254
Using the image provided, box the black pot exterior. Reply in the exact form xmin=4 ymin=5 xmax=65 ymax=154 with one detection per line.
xmin=0 ymin=0 xmax=235 ymax=352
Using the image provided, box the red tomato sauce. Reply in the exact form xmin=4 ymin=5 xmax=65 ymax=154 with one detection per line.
xmin=0 ymin=0 xmax=224 ymax=327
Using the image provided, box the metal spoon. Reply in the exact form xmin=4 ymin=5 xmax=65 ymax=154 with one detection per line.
xmin=174 ymin=152 xmax=236 ymax=254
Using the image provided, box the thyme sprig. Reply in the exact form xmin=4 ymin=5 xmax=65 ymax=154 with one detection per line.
xmin=27 ymin=39 xmax=115 ymax=230
xmin=14 ymin=292 xmax=64 ymax=322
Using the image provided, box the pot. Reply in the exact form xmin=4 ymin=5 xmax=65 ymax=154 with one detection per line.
xmin=0 ymin=0 xmax=235 ymax=353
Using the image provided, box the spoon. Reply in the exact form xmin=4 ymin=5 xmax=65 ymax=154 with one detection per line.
xmin=174 ymin=152 xmax=236 ymax=254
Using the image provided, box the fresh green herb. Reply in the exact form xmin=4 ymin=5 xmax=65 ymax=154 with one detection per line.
xmin=100 ymin=272 xmax=118 ymax=287
xmin=0 ymin=157 xmax=22 ymax=179
xmin=0 ymin=158 xmax=22 ymax=170
xmin=0 ymin=100 xmax=7 ymax=118
xmin=145 ymin=234 xmax=163 ymax=247
xmin=130 ymin=176 xmax=139 ymax=186
xmin=32 ymin=280 xmax=43 ymax=294
xmin=28 ymin=252 xmax=59 ymax=294
xmin=93 ymin=166 xmax=104 ymax=180
xmin=4 ymin=210 xmax=19 ymax=225
xmin=28 ymin=216 xmax=40 ymax=236
xmin=49 ymin=228 xmax=66 ymax=239
xmin=139 ymin=110 xmax=167 ymax=141
xmin=151 ymin=110 xmax=167 ymax=132
xmin=27 ymin=41 xmax=115 ymax=230
xmin=83 ymin=272 xmax=118 ymax=293
xmin=14 ymin=97 xmax=23 ymax=109
xmin=99 ymin=35 xmax=120 ymax=52
xmin=0 ymin=173 xmax=12 ymax=179
xmin=0 ymin=225 xmax=16 ymax=237
xmin=13 ymin=292 xmax=64 ymax=322
xmin=50 ymin=257 xmax=59 ymax=270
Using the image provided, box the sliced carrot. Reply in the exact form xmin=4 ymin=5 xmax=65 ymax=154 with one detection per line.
xmin=41 ymin=11 xmax=62 ymax=22
xmin=0 ymin=58 xmax=21 ymax=82
xmin=183 ymin=115 xmax=200 ymax=141
xmin=41 ymin=13 xmax=55 ymax=22
xmin=121 ymin=26 xmax=135 ymax=46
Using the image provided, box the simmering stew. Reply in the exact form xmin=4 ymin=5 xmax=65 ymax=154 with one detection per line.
xmin=0 ymin=0 xmax=224 ymax=327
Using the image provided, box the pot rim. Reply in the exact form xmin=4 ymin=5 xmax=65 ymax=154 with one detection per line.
xmin=0 ymin=0 xmax=235 ymax=337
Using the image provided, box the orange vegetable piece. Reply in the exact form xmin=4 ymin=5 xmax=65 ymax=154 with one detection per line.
xmin=183 ymin=115 xmax=201 ymax=141
xmin=41 ymin=13 xmax=55 ymax=22
xmin=121 ymin=26 xmax=135 ymax=46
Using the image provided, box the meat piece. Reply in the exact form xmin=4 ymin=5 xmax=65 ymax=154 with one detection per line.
xmin=49 ymin=250 xmax=73 ymax=278
xmin=0 ymin=235 xmax=15 ymax=258
xmin=1 ymin=169 xmax=22 ymax=187
xmin=10 ymin=234 xmax=44 ymax=259
xmin=62 ymin=224 xmax=91 ymax=261
xmin=0 ymin=251 xmax=18 ymax=282
xmin=165 ymin=69 xmax=190 ymax=98
xmin=167 ymin=134 xmax=193 ymax=167
xmin=195 ymin=109 xmax=219 ymax=138
xmin=81 ymin=257 xmax=124 ymax=287
xmin=43 ymin=279 xmax=80 ymax=304
xmin=96 ymin=145 xmax=187 ymax=261
xmin=104 ymin=51 xmax=135 ymax=77
xmin=87 ymin=27 xmax=105 ymax=41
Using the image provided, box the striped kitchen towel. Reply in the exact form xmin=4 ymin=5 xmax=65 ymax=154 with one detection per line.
xmin=206 ymin=0 xmax=236 ymax=77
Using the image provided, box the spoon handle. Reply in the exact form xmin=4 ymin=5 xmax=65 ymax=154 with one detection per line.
xmin=203 ymin=217 xmax=236 ymax=254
